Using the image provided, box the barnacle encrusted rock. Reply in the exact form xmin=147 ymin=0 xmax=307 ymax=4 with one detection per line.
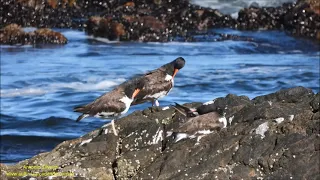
xmin=1 ymin=86 xmax=319 ymax=179
xmin=0 ymin=23 xmax=67 ymax=45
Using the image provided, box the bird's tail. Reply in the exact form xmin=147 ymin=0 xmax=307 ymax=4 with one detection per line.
xmin=74 ymin=105 xmax=89 ymax=122
xmin=74 ymin=104 xmax=86 ymax=112
xmin=172 ymin=102 xmax=198 ymax=117
xmin=76 ymin=114 xmax=89 ymax=122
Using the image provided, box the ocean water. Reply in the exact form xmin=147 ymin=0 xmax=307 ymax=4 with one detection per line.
xmin=1 ymin=29 xmax=319 ymax=163
xmin=191 ymin=0 xmax=296 ymax=17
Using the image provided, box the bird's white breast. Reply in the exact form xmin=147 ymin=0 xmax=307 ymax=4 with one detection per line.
xmin=165 ymin=74 xmax=173 ymax=81
xmin=165 ymin=74 xmax=174 ymax=87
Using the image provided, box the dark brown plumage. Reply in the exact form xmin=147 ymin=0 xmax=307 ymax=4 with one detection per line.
xmin=132 ymin=57 xmax=186 ymax=106
xmin=74 ymin=78 xmax=144 ymax=135
xmin=74 ymin=78 xmax=144 ymax=121
xmin=175 ymin=112 xmax=225 ymax=134
xmin=171 ymin=102 xmax=227 ymax=142
xmin=173 ymin=102 xmax=223 ymax=117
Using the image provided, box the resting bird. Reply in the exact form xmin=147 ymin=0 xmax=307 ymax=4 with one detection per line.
xmin=74 ymin=78 xmax=145 ymax=136
xmin=171 ymin=103 xmax=227 ymax=142
xmin=132 ymin=57 xmax=186 ymax=106
xmin=173 ymin=100 xmax=218 ymax=117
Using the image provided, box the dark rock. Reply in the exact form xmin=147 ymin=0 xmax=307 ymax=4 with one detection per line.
xmin=253 ymin=86 xmax=314 ymax=104
xmin=86 ymin=16 xmax=126 ymax=41
xmin=0 ymin=164 xmax=8 ymax=180
xmin=84 ymin=1 xmax=246 ymax=42
xmin=33 ymin=28 xmax=68 ymax=44
xmin=0 ymin=24 xmax=26 ymax=45
xmin=1 ymin=86 xmax=319 ymax=179
xmin=0 ymin=0 xmax=113 ymax=29
xmin=310 ymin=93 xmax=320 ymax=112
xmin=282 ymin=1 xmax=320 ymax=40
xmin=0 ymin=23 xmax=67 ymax=45
xmin=197 ymin=94 xmax=252 ymax=117
xmin=1 ymin=0 xmax=319 ymax=42
xmin=236 ymin=0 xmax=320 ymax=41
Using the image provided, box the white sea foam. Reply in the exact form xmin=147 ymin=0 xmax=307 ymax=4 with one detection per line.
xmin=63 ymin=30 xmax=86 ymax=40
xmin=237 ymin=67 xmax=290 ymax=74
xmin=0 ymin=78 xmax=125 ymax=98
xmin=146 ymin=41 xmax=205 ymax=46
xmin=23 ymin=27 xmax=38 ymax=32
xmin=0 ymin=88 xmax=47 ymax=98
xmin=0 ymin=129 xmax=79 ymax=138
xmin=87 ymin=35 xmax=120 ymax=43
xmin=190 ymin=0 xmax=296 ymax=15
xmin=49 ymin=79 xmax=124 ymax=91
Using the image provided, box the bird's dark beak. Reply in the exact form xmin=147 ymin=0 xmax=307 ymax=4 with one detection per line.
xmin=173 ymin=68 xmax=179 ymax=78
xmin=132 ymin=89 xmax=141 ymax=98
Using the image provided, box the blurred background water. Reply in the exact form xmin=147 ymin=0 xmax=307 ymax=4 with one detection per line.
xmin=191 ymin=0 xmax=296 ymax=17
xmin=1 ymin=27 xmax=319 ymax=163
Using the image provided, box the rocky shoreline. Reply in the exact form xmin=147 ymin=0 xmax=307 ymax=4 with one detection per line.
xmin=1 ymin=0 xmax=319 ymax=44
xmin=0 ymin=24 xmax=67 ymax=45
xmin=1 ymin=86 xmax=319 ymax=179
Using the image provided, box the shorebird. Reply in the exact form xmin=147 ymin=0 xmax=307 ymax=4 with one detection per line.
xmin=74 ymin=78 xmax=145 ymax=136
xmin=172 ymin=104 xmax=227 ymax=142
xmin=172 ymin=111 xmax=227 ymax=142
xmin=131 ymin=57 xmax=186 ymax=107
xmin=173 ymin=100 xmax=217 ymax=117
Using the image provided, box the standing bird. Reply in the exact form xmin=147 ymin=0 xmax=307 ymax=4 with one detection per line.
xmin=74 ymin=79 xmax=145 ymax=136
xmin=132 ymin=57 xmax=186 ymax=107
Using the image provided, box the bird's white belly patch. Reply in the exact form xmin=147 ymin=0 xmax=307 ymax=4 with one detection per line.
xmin=142 ymin=74 xmax=174 ymax=100
xmin=144 ymin=91 xmax=168 ymax=100
xmin=119 ymin=96 xmax=133 ymax=115
xmin=95 ymin=96 xmax=133 ymax=118
xmin=95 ymin=112 xmax=117 ymax=118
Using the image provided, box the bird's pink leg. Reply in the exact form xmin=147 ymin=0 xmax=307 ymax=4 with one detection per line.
xmin=155 ymin=100 xmax=160 ymax=106
xmin=111 ymin=119 xmax=118 ymax=136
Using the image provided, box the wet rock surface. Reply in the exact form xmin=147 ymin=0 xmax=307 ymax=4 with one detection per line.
xmin=0 ymin=24 xmax=67 ymax=45
xmin=1 ymin=0 xmax=319 ymax=42
xmin=82 ymin=0 xmax=320 ymax=41
xmin=84 ymin=1 xmax=243 ymax=42
xmin=237 ymin=0 xmax=320 ymax=40
xmin=2 ymin=86 xmax=319 ymax=179
xmin=0 ymin=0 xmax=107 ymax=29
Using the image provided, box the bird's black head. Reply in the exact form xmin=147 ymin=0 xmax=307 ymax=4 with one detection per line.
xmin=163 ymin=57 xmax=186 ymax=77
xmin=172 ymin=57 xmax=186 ymax=70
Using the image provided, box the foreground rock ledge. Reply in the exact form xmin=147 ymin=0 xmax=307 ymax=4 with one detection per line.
xmin=1 ymin=86 xmax=319 ymax=180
